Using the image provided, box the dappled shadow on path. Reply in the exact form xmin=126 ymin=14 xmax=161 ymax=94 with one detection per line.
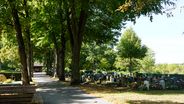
xmin=33 ymin=72 xmax=108 ymax=104
xmin=37 ymin=86 xmax=101 ymax=104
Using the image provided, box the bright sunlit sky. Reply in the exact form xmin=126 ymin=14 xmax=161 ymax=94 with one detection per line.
xmin=121 ymin=0 xmax=184 ymax=64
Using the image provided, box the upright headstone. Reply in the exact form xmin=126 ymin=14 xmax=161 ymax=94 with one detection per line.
xmin=110 ymin=76 xmax=114 ymax=83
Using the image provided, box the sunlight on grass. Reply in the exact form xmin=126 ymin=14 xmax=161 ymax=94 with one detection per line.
xmin=80 ymin=85 xmax=184 ymax=104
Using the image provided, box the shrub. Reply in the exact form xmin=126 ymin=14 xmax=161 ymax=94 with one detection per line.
xmin=3 ymin=79 xmax=13 ymax=84
xmin=0 ymin=74 xmax=7 ymax=82
xmin=0 ymin=72 xmax=21 ymax=81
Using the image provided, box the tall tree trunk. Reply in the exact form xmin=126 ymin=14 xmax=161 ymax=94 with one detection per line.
xmin=8 ymin=0 xmax=29 ymax=85
xmin=58 ymin=0 xmax=66 ymax=81
xmin=71 ymin=42 xmax=81 ymax=84
xmin=59 ymin=34 xmax=66 ymax=81
xmin=46 ymin=50 xmax=53 ymax=75
xmin=56 ymin=49 xmax=62 ymax=79
xmin=53 ymin=49 xmax=57 ymax=77
xmin=65 ymin=0 xmax=89 ymax=85
xmin=51 ymin=33 xmax=63 ymax=80
xmin=23 ymin=0 xmax=33 ymax=81
xmin=25 ymin=27 xmax=32 ymax=81
xmin=30 ymin=45 xmax=34 ymax=77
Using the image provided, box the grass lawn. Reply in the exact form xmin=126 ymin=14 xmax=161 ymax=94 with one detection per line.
xmin=80 ymin=84 xmax=184 ymax=104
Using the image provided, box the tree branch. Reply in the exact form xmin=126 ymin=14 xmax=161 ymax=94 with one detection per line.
xmin=78 ymin=0 xmax=89 ymax=46
xmin=64 ymin=1 xmax=74 ymax=48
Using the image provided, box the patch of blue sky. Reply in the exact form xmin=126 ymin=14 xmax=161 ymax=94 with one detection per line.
xmin=121 ymin=0 xmax=184 ymax=64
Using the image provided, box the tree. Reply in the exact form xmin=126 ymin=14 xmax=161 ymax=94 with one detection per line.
xmin=64 ymin=0 xmax=175 ymax=84
xmin=30 ymin=1 xmax=55 ymax=75
xmin=0 ymin=0 xmax=37 ymax=84
xmin=31 ymin=0 xmax=67 ymax=80
xmin=139 ymin=49 xmax=155 ymax=73
xmin=32 ymin=32 xmax=55 ymax=75
xmin=0 ymin=1 xmax=19 ymax=70
xmin=0 ymin=33 xmax=19 ymax=69
xmin=53 ymin=0 xmax=67 ymax=81
xmin=64 ymin=0 xmax=89 ymax=84
xmin=7 ymin=0 xmax=30 ymax=85
xmin=117 ymin=0 xmax=175 ymax=22
xmin=23 ymin=0 xmax=33 ymax=81
xmin=153 ymin=64 xmax=184 ymax=74
xmin=117 ymin=28 xmax=147 ymax=73
xmin=1 ymin=0 xmax=176 ymax=85
xmin=65 ymin=0 xmax=130 ymax=84
xmin=81 ymin=42 xmax=117 ymax=71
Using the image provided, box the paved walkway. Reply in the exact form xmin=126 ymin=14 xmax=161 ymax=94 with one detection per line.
xmin=33 ymin=72 xmax=111 ymax=104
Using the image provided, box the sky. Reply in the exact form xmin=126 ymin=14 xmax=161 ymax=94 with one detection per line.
xmin=121 ymin=0 xmax=184 ymax=64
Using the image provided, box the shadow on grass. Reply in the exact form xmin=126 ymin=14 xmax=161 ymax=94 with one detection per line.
xmin=133 ymin=90 xmax=184 ymax=95
xmin=80 ymin=84 xmax=184 ymax=95
xmin=127 ymin=100 xmax=184 ymax=104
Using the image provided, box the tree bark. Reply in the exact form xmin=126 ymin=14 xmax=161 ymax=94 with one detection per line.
xmin=30 ymin=45 xmax=34 ymax=77
xmin=23 ymin=0 xmax=33 ymax=81
xmin=66 ymin=0 xmax=89 ymax=85
xmin=51 ymin=33 xmax=63 ymax=80
xmin=58 ymin=1 xmax=66 ymax=81
xmin=60 ymin=34 xmax=66 ymax=81
xmin=27 ymin=46 xmax=32 ymax=81
xmin=8 ymin=0 xmax=30 ymax=85
xmin=71 ymin=42 xmax=81 ymax=84
xmin=45 ymin=50 xmax=53 ymax=75
xmin=56 ymin=49 xmax=62 ymax=79
xmin=25 ymin=25 xmax=33 ymax=81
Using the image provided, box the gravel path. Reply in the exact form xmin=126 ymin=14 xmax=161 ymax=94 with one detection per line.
xmin=33 ymin=72 xmax=111 ymax=104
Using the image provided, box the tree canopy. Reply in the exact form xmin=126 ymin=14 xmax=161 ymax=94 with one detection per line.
xmin=117 ymin=27 xmax=147 ymax=73
xmin=118 ymin=28 xmax=147 ymax=59
xmin=0 ymin=0 xmax=177 ymax=84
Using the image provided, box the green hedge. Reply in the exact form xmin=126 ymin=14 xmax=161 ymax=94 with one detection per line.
xmin=0 ymin=69 xmax=19 ymax=73
xmin=0 ymin=72 xmax=21 ymax=81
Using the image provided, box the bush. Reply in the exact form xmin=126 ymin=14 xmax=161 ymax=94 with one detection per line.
xmin=0 ymin=72 xmax=21 ymax=81
xmin=0 ymin=74 xmax=7 ymax=82
xmin=3 ymin=79 xmax=13 ymax=84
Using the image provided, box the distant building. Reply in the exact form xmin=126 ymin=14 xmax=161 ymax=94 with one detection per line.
xmin=33 ymin=63 xmax=43 ymax=72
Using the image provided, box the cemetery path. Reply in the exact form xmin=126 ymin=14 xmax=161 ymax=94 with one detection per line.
xmin=33 ymin=72 xmax=111 ymax=104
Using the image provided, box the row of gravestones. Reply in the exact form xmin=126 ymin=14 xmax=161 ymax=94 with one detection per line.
xmin=80 ymin=72 xmax=184 ymax=90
